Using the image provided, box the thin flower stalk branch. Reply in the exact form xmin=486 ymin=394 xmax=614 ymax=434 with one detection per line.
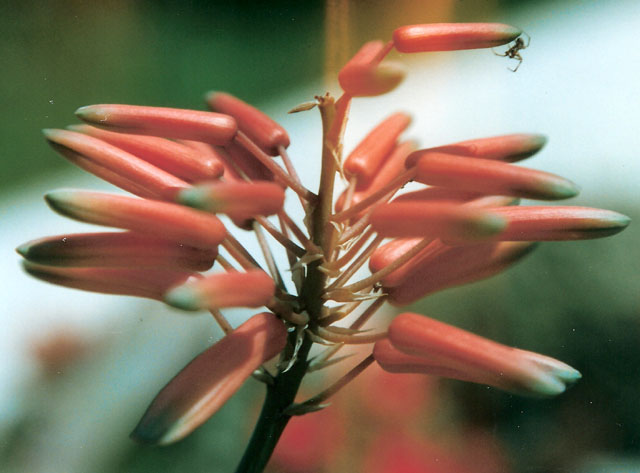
xmin=252 ymin=221 xmax=285 ymax=290
xmin=210 ymin=308 xmax=234 ymax=334
xmin=254 ymin=216 xmax=306 ymax=258
xmin=327 ymin=235 xmax=384 ymax=291
xmin=235 ymin=131 xmax=316 ymax=202
xmin=332 ymin=167 xmax=416 ymax=222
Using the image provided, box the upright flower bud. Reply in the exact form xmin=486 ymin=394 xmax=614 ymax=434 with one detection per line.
xmin=206 ymin=92 xmax=290 ymax=156
xmin=376 ymin=312 xmax=582 ymax=396
xmin=45 ymin=189 xmax=227 ymax=248
xmin=338 ymin=40 xmax=406 ymax=97
xmin=393 ymin=23 xmax=522 ymax=53
xmin=343 ymin=113 xmax=411 ymax=186
xmin=131 ymin=312 xmax=287 ymax=445
xmin=164 ymin=270 xmax=275 ymax=311
xmin=75 ymin=104 xmax=238 ymax=145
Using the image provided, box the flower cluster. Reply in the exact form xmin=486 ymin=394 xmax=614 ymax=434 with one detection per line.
xmin=18 ymin=22 xmax=629 ymax=470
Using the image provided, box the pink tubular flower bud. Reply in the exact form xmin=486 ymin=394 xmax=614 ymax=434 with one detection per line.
xmin=410 ymin=133 xmax=548 ymax=165
xmin=488 ymin=206 xmax=631 ymax=241
xmin=338 ymin=40 xmax=406 ymax=97
xmin=131 ymin=312 xmax=287 ymax=445
xmin=387 ymin=242 xmax=536 ymax=305
xmin=393 ymin=23 xmax=522 ymax=53
xmin=413 ymin=152 xmax=580 ymax=200
xmin=164 ymin=269 xmax=275 ymax=311
xmin=205 ymin=92 xmax=290 ymax=156
xmin=335 ymin=140 xmax=417 ymax=215
xmin=370 ymin=201 xmax=506 ymax=241
xmin=177 ymin=182 xmax=285 ymax=221
xmin=343 ymin=112 xmax=412 ymax=186
xmin=17 ymin=232 xmax=216 ymax=272
xmin=68 ymin=125 xmax=224 ymax=182
xmin=22 ymin=261 xmax=197 ymax=301
xmin=45 ymin=189 xmax=227 ymax=248
xmin=43 ymin=129 xmax=190 ymax=200
xmin=377 ymin=312 xmax=582 ymax=396
xmin=75 ymin=104 xmax=238 ymax=145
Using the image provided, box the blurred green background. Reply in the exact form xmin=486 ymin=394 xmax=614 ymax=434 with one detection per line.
xmin=2 ymin=1 xmax=639 ymax=472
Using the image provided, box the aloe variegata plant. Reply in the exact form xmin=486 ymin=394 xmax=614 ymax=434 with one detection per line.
xmin=17 ymin=22 xmax=629 ymax=472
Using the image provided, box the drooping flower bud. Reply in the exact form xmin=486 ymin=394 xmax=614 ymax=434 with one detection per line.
xmin=177 ymin=181 xmax=285 ymax=221
xmin=393 ymin=23 xmax=522 ymax=53
xmin=206 ymin=92 xmax=290 ymax=156
xmin=412 ymin=152 xmax=580 ymax=200
xmin=75 ymin=104 xmax=237 ymax=145
xmin=131 ymin=312 xmax=286 ymax=445
xmin=43 ymin=129 xmax=189 ymax=200
xmin=386 ymin=242 xmax=536 ymax=305
xmin=338 ymin=40 xmax=406 ymax=97
xmin=68 ymin=124 xmax=224 ymax=182
xmin=409 ymin=133 xmax=547 ymax=165
xmin=370 ymin=201 xmax=506 ymax=241
xmin=488 ymin=206 xmax=631 ymax=240
xmin=376 ymin=312 xmax=582 ymax=396
xmin=164 ymin=269 xmax=275 ymax=311
xmin=17 ymin=232 xmax=216 ymax=271
xmin=22 ymin=262 xmax=197 ymax=301
xmin=45 ymin=189 xmax=226 ymax=248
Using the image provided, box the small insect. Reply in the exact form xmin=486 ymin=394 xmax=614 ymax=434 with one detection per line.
xmin=493 ymin=32 xmax=530 ymax=72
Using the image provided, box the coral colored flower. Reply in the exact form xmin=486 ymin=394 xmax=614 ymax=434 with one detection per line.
xmin=393 ymin=23 xmax=522 ymax=53
xmin=164 ymin=269 xmax=275 ymax=311
xmin=375 ymin=313 xmax=582 ymax=396
xmin=75 ymin=104 xmax=238 ymax=144
xmin=338 ymin=40 xmax=406 ymax=97
xmin=343 ymin=112 xmax=412 ymax=185
xmin=44 ymin=189 xmax=227 ymax=248
xmin=22 ymin=262 xmax=198 ymax=301
xmin=43 ymin=128 xmax=190 ymax=200
xmin=18 ymin=21 xmax=630 ymax=471
xmin=206 ymin=91 xmax=290 ymax=156
xmin=411 ymin=151 xmax=580 ymax=200
xmin=68 ymin=124 xmax=225 ymax=182
xmin=17 ymin=232 xmax=216 ymax=271
xmin=132 ymin=312 xmax=286 ymax=445
xmin=177 ymin=181 xmax=285 ymax=221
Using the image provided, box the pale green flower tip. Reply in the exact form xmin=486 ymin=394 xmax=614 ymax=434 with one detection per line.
xmin=551 ymin=178 xmax=581 ymax=200
xmin=476 ymin=213 xmax=508 ymax=237
xmin=44 ymin=189 xmax=76 ymax=207
xmin=555 ymin=366 xmax=582 ymax=383
xmin=529 ymin=373 xmax=568 ymax=397
xmin=164 ymin=285 xmax=203 ymax=311
xmin=15 ymin=243 xmax=30 ymax=258
xmin=130 ymin=411 xmax=176 ymax=445
xmin=75 ymin=105 xmax=107 ymax=123
xmin=41 ymin=128 xmax=62 ymax=141
xmin=204 ymin=90 xmax=220 ymax=103
xmin=503 ymin=25 xmax=523 ymax=41
xmin=176 ymin=187 xmax=210 ymax=211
